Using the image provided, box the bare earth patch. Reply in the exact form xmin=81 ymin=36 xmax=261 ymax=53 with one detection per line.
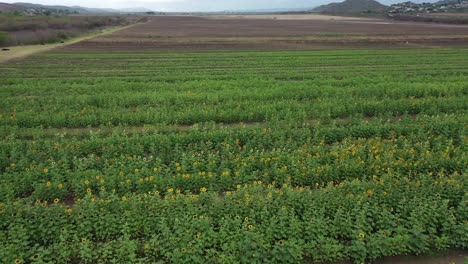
xmin=53 ymin=15 xmax=468 ymax=53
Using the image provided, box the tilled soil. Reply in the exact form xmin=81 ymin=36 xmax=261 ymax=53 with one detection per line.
xmin=56 ymin=15 xmax=468 ymax=52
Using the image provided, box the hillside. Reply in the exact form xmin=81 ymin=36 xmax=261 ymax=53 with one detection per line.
xmin=435 ymin=0 xmax=461 ymax=4
xmin=15 ymin=2 xmax=85 ymax=11
xmin=0 ymin=2 xmax=154 ymax=14
xmin=15 ymin=3 xmax=153 ymax=13
xmin=0 ymin=2 xmax=25 ymax=12
xmin=389 ymin=0 xmax=468 ymax=13
xmin=312 ymin=0 xmax=388 ymax=13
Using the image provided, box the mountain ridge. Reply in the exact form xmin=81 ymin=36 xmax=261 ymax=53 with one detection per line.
xmin=312 ymin=0 xmax=388 ymax=13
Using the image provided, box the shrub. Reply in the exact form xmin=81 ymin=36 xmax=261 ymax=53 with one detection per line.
xmin=0 ymin=31 xmax=8 ymax=46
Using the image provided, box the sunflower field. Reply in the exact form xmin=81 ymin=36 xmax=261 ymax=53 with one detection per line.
xmin=0 ymin=48 xmax=467 ymax=263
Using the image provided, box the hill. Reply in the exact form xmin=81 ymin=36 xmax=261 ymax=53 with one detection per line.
xmin=435 ymin=0 xmax=461 ymax=4
xmin=14 ymin=2 xmax=153 ymax=13
xmin=0 ymin=2 xmax=155 ymax=14
xmin=389 ymin=0 xmax=468 ymax=13
xmin=0 ymin=2 xmax=25 ymax=12
xmin=312 ymin=0 xmax=388 ymax=13
xmin=14 ymin=2 xmax=87 ymax=13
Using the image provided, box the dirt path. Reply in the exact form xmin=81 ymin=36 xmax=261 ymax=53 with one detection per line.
xmin=0 ymin=23 xmax=140 ymax=63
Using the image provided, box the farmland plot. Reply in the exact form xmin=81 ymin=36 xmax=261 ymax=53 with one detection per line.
xmin=0 ymin=34 xmax=467 ymax=263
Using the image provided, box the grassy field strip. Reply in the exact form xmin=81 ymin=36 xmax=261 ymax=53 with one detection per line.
xmin=0 ymin=23 xmax=143 ymax=63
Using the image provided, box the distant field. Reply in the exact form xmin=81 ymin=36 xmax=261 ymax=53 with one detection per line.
xmin=204 ymin=14 xmax=378 ymax=20
xmin=0 ymin=15 xmax=467 ymax=264
xmin=58 ymin=15 xmax=468 ymax=52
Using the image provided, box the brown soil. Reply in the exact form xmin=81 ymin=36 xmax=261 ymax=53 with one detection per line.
xmin=372 ymin=250 xmax=467 ymax=264
xmin=107 ymin=16 xmax=468 ymax=37
xmin=316 ymin=250 xmax=467 ymax=264
xmin=56 ymin=15 xmax=468 ymax=52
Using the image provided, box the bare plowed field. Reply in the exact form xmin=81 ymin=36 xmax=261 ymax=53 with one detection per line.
xmin=57 ymin=15 xmax=468 ymax=52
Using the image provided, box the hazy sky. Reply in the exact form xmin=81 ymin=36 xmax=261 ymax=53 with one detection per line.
xmin=3 ymin=0 xmax=437 ymax=11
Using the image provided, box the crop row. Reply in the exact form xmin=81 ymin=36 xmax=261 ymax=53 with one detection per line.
xmin=1 ymin=114 xmax=465 ymax=201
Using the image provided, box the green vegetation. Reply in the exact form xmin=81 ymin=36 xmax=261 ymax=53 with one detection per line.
xmin=0 ymin=30 xmax=7 ymax=45
xmin=0 ymin=48 xmax=467 ymax=263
